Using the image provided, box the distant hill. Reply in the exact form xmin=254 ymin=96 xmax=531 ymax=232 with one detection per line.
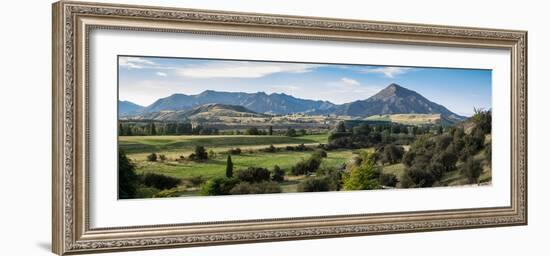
xmin=331 ymin=84 xmax=465 ymax=122
xmin=126 ymin=103 xmax=266 ymax=121
xmin=123 ymin=83 xmax=466 ymax=123
xmin=141 ymin=90 xmax=335 ymax=115
xmin=118 ymin=100 xmax=144 ymax=116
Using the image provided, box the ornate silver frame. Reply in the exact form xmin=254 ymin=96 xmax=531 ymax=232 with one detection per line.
xmin=52 ymin=1 xmax=527 ymax=255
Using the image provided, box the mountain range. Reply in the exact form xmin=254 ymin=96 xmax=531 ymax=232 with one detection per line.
xmin=119 ymin=83 xmax=465 ymax=121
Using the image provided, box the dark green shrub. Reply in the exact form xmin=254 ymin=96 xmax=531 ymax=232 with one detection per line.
xmin=159 ymin=154 xmax=166 ymax=162
xmin=261 ymin=144 xmax=277 ymax=153
xmin=187 ymin=175 xmax=206 ymax=187
xmin=200 ymin=177 xmax=239 ymax=196
xmin=291 ymin=154 xmax=322 ymax=175
xmin=146 ymin=153 xmax=158 ymax=162
xmin=461 ymin=157 xmax=483 ymax=184
xmin=271 ymin=165 xmax=285 ymax=182
xmin=313 ymin=149 xmax=328 ymax=158
xmin=229 ymin=181 xmax=282 ymax=195
xmin=228 ymin=148 xmax=242 ymax=155
xmin=236 ymin=167 xmax=271 ymax=183
xmin=194 ymin=146 xmax=208 ymax=160
xmin=297 ymin=177 xmax=331 ymax=192
xmin=401 ymin=164 xmax=436 ymax=188
xmin=141 ymin=173 xmax=181 ymax=190
xmin=379 ymin=173 xmax=398 ymax=187
xmin=118 ymin=150 xmax=139 ymax=199
xmin=225 ymin=155 xmax=234 ymax=178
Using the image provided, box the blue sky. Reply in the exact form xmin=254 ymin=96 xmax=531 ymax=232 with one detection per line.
xmin=119 ymin=56 xmax=492 ymax=116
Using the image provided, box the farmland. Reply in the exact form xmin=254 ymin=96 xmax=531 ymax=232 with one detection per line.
xmin=120 ymin=133 xmax=359 ymax=196
xmin=118 ymin=110 xmax=492 ymax=199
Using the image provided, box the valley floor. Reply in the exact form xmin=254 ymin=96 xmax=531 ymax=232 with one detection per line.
xmin=119 ymin=133 xmax=491 ymax=198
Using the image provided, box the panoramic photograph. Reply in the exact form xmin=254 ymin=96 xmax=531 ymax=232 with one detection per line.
xmin=117 ymin=56 xmax=492 ymax=199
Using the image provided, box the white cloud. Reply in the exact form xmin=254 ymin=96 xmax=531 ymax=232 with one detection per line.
xmin=361 ymin=67 xmax=412 ymax=78
xmin=341 ymin=77 xmax=360 ymax=86
xmin=156 ymin=72 xmax=167 ymax=77
xmin=177 ymin=62 xmax=322 ymax=79
xmin=119 ymin=57 xmax=156 ymax=69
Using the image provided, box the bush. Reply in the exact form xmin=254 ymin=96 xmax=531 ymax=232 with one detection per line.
xmin=194 ymin=146 xmax=208 ymax=160
xmin=245 ymin=127 xmax=260 ymax=135
xmin=461 ymin=157 xmax=483 ymax=184
xmin=135 ymin=185 xmax=160 ymax=198
xmin=155 ymin=187 xmax=182 ymax=198
xmin=285 ymin=128 xmax=297 ymax=137
xmin=286 ymin=144 xmax=309 ymax=151
xmin=186 ymin=175 xmax=206 ymax=187
xmin=379 ymin=173 xmax=398 ymax=187
xmin=342 ymin=152 xmax=380 ymax=190
xmin=261 ymin=144 xmax=277 ymax=153
xmin=228 ymin=148 xmax=242 ymax=155
xmin=208 ymin=149 xmax=216 ymax=159
xmin=313 ymin=149 xmax=328 ymax=158
xmin=159 ymin=154 xmax=166 ymax=162
xmin=141 ymin=173 xmax=181 ymax=190
xmin=297 ymin=177 xmax=331 ymax=192
xmin=434 ymin=151 xmax=458 ymax=172
xmin=229 ymin=181 xmax=282 ymax=195
xmin=146 ymin=153 xmax=158 ymax=162
xmin=118 ymin=150 xmax=139 ymax=199
xmin=236 ymin=167 xmax=271 ymax=183
xmin=291 ymin=154 xmax=322 ymax=175
xmin=271 ymin=165 xmax=285 ymax=182
xmin=380 ymin=144 xmax=404 ymax=165
xmin=401 ymin=164 xmax=436 ymax=188
xmin=428 ymin=162 xmax=445 ymax=181
xmin=200 ymin=177 xmax=240 ymax=196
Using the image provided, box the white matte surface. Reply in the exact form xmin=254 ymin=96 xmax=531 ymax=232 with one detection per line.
xmin=89 ymin=29 xmax=511 ymax=228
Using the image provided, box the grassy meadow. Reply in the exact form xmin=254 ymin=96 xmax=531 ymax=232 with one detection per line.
xmin=120 ymin=133 xmax=361 ymax=196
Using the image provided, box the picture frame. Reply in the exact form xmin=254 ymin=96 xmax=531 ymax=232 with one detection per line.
xmin=52 ymin=1 xmax=527 ymax=255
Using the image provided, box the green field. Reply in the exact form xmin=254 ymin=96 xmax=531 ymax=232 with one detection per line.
xmin=121 ymin=133 xmax=359 ymax=196
xmin=134 ymin=149 xmax=355 ymax=180
xmin=120 ymin=134 xmax=328 ymax=157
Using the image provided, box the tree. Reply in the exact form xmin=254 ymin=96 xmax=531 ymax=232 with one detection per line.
xmin=208 ymin=149 xmax=216 ymax=159
xmin=236 ymin=167 xmax=271 ymax=183
xmin=285 ymin=128 xmax=297 ymax=137
xmin=461 ymin=157 xmax=482 ymax=184
xmin=200 ymin=177 xmax=239 ymax=196
xmin=194 ymin=146 xmax=208 ymax=161
xmin=336 ymin=121 xmax=347 ymax=132
xmin=142 ymin=173 xmax=180 ymax=190
xmin=225 ymin=155 xmax=234 ymax=178
xmin=400 ymin=164 xmax=436 ymax=188
xmin=379 ymin=173 xmax=398 ymax=187
xmin=342 ymin=152 xmax=380 ymax=190
xmin=352 ymin=123 xmax=371 ymax=136
xmin=159 ymin=154 xmax=166 ymax=162
xmin=291 ymin=154 xmax=322 ymax=175
xmin=297 ymin=177 xmax=331 ymax=192
xmin=118 ymin=150 xmax=139 ymax=199
xmin=150 ymin=122 xmax=156 ymax=135
xmin=146 ymin=153 xmax=157 ymax=162
xmin=245 ymin=127 xmax=260 ymax=135
xmin=271 ymin=165 xmax=285 ymax=182
xmin=435 ymin=151 xmax=458 ymax=172
xmin=381 ymin=145 xmax=404 ymax=165
xmin=229 ymin=181 xmax=281 ymax=194
xmin=268 ymin=126 xmax=273 ymax=135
